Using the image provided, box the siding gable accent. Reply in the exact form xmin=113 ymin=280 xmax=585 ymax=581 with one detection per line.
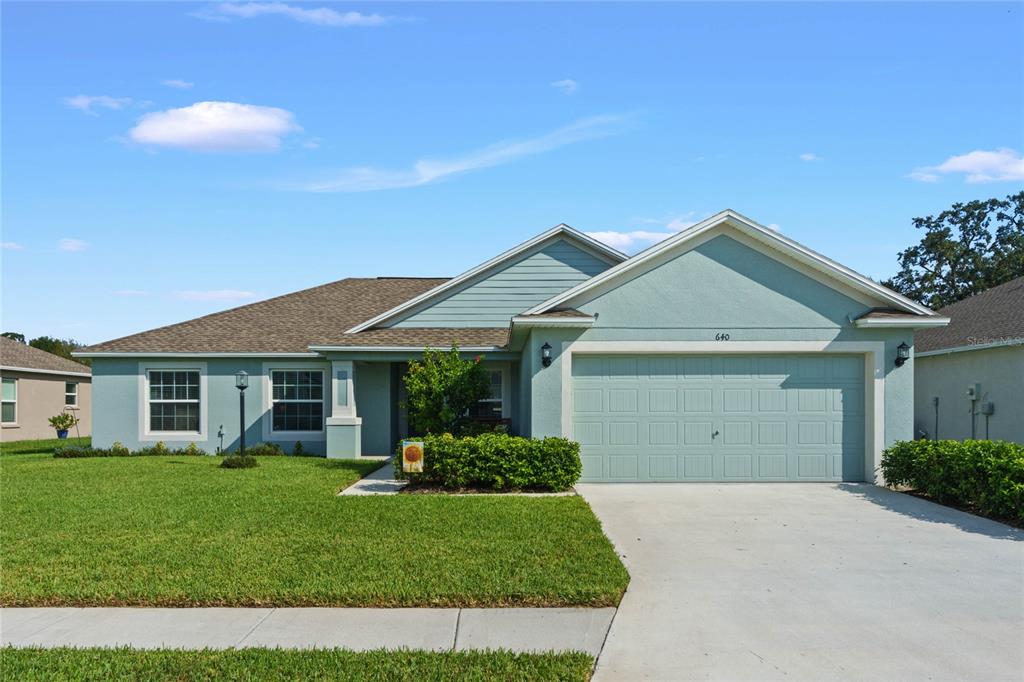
xmin=391 ymin=238 xmax=615 ymax=328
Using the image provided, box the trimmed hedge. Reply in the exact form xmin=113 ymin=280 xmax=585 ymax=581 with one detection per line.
xmin=54 ymin=442 xmax=203 ymax=458
xmin=881 ymin=439 xmax=1024 ymax=523
xmin=220 ymin=455 xmax=258 ymax=469
xmin=54 ymin=441 xmax=290 ymax=459
xmin=394 ymin=433 xmax=582 ymax=491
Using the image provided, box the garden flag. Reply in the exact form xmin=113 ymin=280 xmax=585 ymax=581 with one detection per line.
xmin=402 ymin=440 xmax=424 ymax=473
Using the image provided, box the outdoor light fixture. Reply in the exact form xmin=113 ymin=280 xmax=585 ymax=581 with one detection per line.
xmin=235 ymin=370 xmax=249 ymax=455
xmin=895 ymin=342 xmax=910 ymax=368
xmin=541 ymin=342 xmax=553 ymax=368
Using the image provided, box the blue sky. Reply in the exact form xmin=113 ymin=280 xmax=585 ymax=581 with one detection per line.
xmin=2 ymin=2 xmax=1022 ymax=344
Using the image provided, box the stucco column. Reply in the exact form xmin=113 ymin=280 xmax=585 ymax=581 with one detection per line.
xmin=326 ymin=360 xmax=361 ymax=458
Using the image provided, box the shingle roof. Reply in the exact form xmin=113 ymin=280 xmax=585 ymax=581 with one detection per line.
xmin=855 ymin=308 xmax=926 ymax=321
xmin=81 ymin=278 xmax=454 ymax=354
xmin=0 ymin=336 xmax=91 ymax=374
xmin=314 ymin=327 xmax=510 ymax=348
xmin=916 ymin=277 xmax=1024 ymax=353
xmin=516 ymin=308 xmax=592 ymax=319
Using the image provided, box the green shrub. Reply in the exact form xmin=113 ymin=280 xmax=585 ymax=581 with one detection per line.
xmin=881 ymin=439 xmax=1024 ymax=523
xmin=292 ymin=441 xmax=305 ymax=457
xmin=47 ymin=413 xmax=79 ymax=432
xmin=220 ymin=455 xmax=258 ymax=469
xmin=243 ymin=442 xmax=285 ymax=457
xmin=54 ymin=442 xmax=206 ymax=458
xmin=394 ymin=433 xmax=582 ymax=491
xmin=402 ymin=346 xmax=491 ymax=435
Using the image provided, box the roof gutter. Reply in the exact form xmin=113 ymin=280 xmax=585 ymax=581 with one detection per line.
xmin=853 ymin=316 xmax=951 ymax=329
xmin=1 ymin=365 xmax=91 ymax=378
xmin=72 ymin=352 xmax=321 ymax=358
xmin=307 ymin=345 xmax=506 ymax=353
xmin=510 ymin=315 xmax=596 ymax=328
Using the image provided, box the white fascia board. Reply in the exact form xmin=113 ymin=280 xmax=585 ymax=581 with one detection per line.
xmin=510 ymin=316 xmax=596 ymax=328
xmin=854 ymin=316 xmax=950 ymax=329
xmin=523 ymin=210 xmax=937 ymax=318
xmin=0 ymin=365 xmax=91 ymax=378
xmin=73 ymin=352 xmax=321 ymax=358
xmin=308 ymin=345 xmax=505 ymax=353
xmin=916 ymin=339 xmax=1024 ymax=357
xmin=344 ymin=224 xmax=627 ymax=334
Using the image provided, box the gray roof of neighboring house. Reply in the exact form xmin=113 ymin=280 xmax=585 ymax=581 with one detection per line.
xmin=80 ymin=277 xmax=515 ymax=353
xmin=915 ymin=277 xmax=1024 ymax=353
xmin=0 ymin=336 xmax=92 ymax=374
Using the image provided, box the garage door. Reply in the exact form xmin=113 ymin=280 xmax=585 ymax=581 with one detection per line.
xmin=571 ymin=354 xmax=865 ymax=482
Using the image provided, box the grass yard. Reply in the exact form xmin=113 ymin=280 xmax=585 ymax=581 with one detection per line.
xmin=1 ymin=452 xmax=628 ymax=607
xmin=0 ymin=648 xmax=594 ymax=681
xmin=0 ymin=436 xmax=90 ymax=456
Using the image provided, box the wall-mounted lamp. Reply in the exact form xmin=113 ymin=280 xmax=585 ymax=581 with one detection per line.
xmin=541 ymin=342 xmax=553 ymax=368
xmin=894 ymin=342 xmax=910 ymax=368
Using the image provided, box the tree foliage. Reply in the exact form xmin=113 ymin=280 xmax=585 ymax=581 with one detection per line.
xmin=1 ymin=332 xmax=26 ymax=343
xmin=884 ymin=191 xmax=1024 ymax=309
xmin=403 ymin=346 xmax=491 ymax=435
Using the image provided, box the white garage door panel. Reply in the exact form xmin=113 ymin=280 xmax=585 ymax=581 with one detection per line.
xmin=571 ymin=354 xmax=865 ymax=482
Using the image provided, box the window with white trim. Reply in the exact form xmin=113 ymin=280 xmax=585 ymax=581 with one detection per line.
xmin=148 ymin=370 xmax=200 ymax=432
xmin=65 ymin=382 xmax=78 ymax=407
xmin=1 ymin=378 xmax=16 ymax=424
xmin=470 ymin=369 xmax=503 ymax=419
xmin=271 ymin=370 xmax=324 ymax=432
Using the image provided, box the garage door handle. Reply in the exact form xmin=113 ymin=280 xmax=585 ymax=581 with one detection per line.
xmin=712 ymin=430 xmax=720 ymax=438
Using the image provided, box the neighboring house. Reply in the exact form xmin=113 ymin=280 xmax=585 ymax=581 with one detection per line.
xmin=0 ymin=337 xmax=92 ymax=442
xmin=77 ymin=210 xmax=948 ymax=482
xmin=913 ymin=277 xmax=1024 ymax=443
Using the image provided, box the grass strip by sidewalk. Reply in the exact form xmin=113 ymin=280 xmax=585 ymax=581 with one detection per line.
xmin=1 ymin=453 xmax=628 ymax=607
xmin=0 ymin=437 xmax=90 ymax=456
xmin=0 ymin=647 xmax=594 ymax=681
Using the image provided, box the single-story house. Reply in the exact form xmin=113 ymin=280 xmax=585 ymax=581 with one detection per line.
xmin=1 ymin=336 xmax=92 ymax=442
xmin=77 ymin=210 xmax=948 ymax=482
xmin=913 ymin=276 xmax=1024 ymax=443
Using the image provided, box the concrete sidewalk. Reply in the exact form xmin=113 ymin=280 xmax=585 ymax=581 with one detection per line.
xmin=1 ymin=607 xmax=615 ymax=654
xmin=338 ymin=458 xmax=407 ymax=495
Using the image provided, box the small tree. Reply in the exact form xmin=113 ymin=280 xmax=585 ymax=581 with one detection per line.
xmin=403 ymin=345 xmax=491 ymax=435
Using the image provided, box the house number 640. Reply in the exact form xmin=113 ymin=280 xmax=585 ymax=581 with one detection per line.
xmin=715 ymin=332 xmax=731 ymax=341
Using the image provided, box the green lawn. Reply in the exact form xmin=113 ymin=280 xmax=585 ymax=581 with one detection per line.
xmin=0 ymin=648 xmax=594 ymax=681
xmin=1 ymin=452 xmax=628 ymax=607
xmin=0 ymin=436 xmax=90 ymax=456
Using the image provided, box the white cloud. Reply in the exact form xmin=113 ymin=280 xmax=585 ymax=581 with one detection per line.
xmin=1 ymin=242 xmax=24 ymax=250
xmin=162 ymin=79 xmax=194 ymax=89
xmin=114 ymin=289 xmax=150 ymax=296
xmin=64 ymin=95 xmax=131 ymax=116
xmin=193 ymin=2 xmax=399 ymax=27
xmin=586 ymin=214 xmax=700 ymax=252
xmin=174 ymin=289 xmax=256 ymax=301
xmin=57 ymin=238 xmax=88 ymax=252
xmin=301 ymin=137 xmax=322 ymax=150
xmin=766 ymin=223 xmax=781 ymax=231
xmin=910 ymin=148 xmax=1024 ymax=184
xmin=302 ymin=113 xmax=632 ymax=192
xmin=799 ymin=152 xmax=822 ymax=161
xmin=129 ymin=101 xmax=302 ymax=152
xmin=551 ymin=79 xmax=578 ymax=95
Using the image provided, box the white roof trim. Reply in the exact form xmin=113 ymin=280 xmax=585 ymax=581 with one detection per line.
xmin=344 ymin=224 xmax=627 ymax=334
xmin=73 ymin=352 xmax=321 ymax=358
xmin=916 ymin=338 xmax=1024 ymax=357
xmin=308 ymin=345 xmax=505 ymax=352
xmin=510 ymin=315 xmax=596 ymax=328
xmin=522 ymin=210 xmax=938 ymax=318
xmin=1 ymin=365 xmax=91 ymax=377
xmin=854 ymin=316 xmax=950 ymax=329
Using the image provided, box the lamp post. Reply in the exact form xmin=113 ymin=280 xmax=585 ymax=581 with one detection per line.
xmin=235 ymin=371 xmax=249 ymax=455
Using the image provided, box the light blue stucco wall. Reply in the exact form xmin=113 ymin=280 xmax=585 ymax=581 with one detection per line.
xmin=92 ymin=357 xmax=332 ymax=455
xmin=521 ymin=235 xmax=917 ymax=480
xmin=391 ymin=238 xmax=613 ymax=328
xmin=914 ymin=346 xmax=1024 ymax=443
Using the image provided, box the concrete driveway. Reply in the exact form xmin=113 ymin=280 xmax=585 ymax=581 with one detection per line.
xmin=578 ymin=483 xmax=1024 ymax=682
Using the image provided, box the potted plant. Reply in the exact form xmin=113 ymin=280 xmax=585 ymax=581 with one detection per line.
xmin=48 ymin=412 xmax=79 ymax=439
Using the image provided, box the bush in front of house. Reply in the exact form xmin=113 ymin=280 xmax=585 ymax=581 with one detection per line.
xmin=54 ymin=441 xmax=205 ymax=458
xmin=881 ymin=439 xmax=1024 ymax=523
xmin=394 ymin=432 xmax=582 ymax=491
xmin=242 ymin=442 xmax=285 ymax=457
xmin=220 ymin=454 xmax=258 ymax=469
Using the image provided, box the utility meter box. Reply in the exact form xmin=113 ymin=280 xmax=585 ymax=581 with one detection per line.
xmin=981 ymin=402 xmax=995 ymax=416
xmin=966 ymin=384 xmax=980 ymax=400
